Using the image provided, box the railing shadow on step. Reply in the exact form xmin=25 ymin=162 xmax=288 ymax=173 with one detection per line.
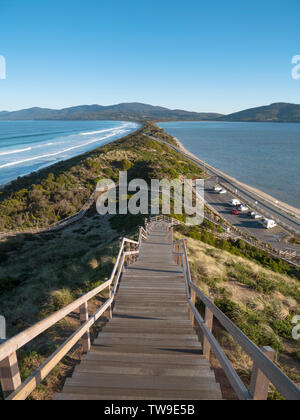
xmin=172 ymin=237 xmax=300 ymax=401
xmin=0 ymin=234 xmax=144 ymax=401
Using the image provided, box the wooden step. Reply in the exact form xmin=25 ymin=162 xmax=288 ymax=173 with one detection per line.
xmin=107 ymin=320 xmax=192 ymax=328
xmin=54 ymin=389 xmax=222 ymax=400
xmin=82 ymin=351 xmax=207 ymax=366
xmin=65 ymin=372 xmax=221 ymax=392
xmin=99 ymin=332 xmax=198 ymax=340
xmin=89 ymin=344 xmax=203 ymax=357
xmin=94 ymin=338 xmax=201 ymax=347
xmin=114 ymin=298 xmax=187 ymax=304
xmin=74 ymin=361 xmax=213 ymax=377
xmin=113 ymin=305 xmax=188 ymax=312
xmin=103 ymin=326 xmax=195 ymax=334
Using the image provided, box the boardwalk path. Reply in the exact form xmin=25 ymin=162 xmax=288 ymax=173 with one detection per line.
xmin=55 ymin=221 xmax=222 ymax=400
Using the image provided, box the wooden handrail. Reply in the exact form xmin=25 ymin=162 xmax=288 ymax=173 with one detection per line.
xmin=0 ymin=279 xmax=112 ymax=363
xmin=188 ymin=299 xmax=252 ymax=400
xmin=189 ymin=281 xmax=300 ymax=400
xmin=7 ymin=298 xmax=113 ymax=400
xmin=173 ymin=237 xmax=300 ymax=401
xmin=0 ymin=235 xmax=141 ymax=400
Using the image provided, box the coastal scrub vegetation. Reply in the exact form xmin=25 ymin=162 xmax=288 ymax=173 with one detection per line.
xmin=176 ymin=223 xmax=300 ymax=280
xmin=0 ymin=123 xmax=203 ymax=232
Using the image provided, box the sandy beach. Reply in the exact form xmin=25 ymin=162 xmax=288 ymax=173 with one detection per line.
xmin=172 ymin=136 xmax=300 ymax=221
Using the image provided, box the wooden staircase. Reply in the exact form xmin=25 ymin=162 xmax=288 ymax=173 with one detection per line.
xmin=55 ymin=221 xmax=222 ymax=400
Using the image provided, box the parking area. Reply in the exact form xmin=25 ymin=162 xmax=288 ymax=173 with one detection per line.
xmin=204 ymin=179 xmax=300 ymax=254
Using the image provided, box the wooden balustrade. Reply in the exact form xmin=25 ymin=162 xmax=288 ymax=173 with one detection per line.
xmin=173 ymin=237 xmax=300 ymax=401
xmin=0 ymin=236 xmax=140 ymax=401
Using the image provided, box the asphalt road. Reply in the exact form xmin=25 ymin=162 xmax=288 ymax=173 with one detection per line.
xmin=151 ymin=136 xmax=300 ymax=255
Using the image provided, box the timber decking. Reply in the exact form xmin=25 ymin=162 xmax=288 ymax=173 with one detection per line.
xmin=55 ymin=222 xmax=222 ymax=400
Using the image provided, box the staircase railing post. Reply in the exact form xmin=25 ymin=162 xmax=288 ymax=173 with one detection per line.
xmin=189 ymin=289 xmax=196 ymax=328
xmin=79 ymin=301 xmax=91 ymax=353
xmin=126 ymin=242 xmax=130 ymax=266
xmin=250 ymin=346 xmax=275 ymax=400
xmin=108 ymin=277 xmax=113 ymax=320
xmin=128 ymin=243 xmax=132 ymax=265
xmin=203 ymin=297 xmax=215 ymax=360
xmin=0 ymin=346 xmax=21 ymax=399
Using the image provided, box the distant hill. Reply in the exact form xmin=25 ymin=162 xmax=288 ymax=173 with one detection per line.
xmin=0 ymin=103 xmax=222 ymax=122
xmin=1 ymin=102 xmax=300 ymax=123
xmin=221 ymin=103 xmax=300 ymax=123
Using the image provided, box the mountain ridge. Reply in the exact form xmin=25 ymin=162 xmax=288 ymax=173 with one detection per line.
xmin=221 ymin=102 xmax=300 ymax=123
xmin=0 ymin=103 xmax=222 ymax=122
xmin=0 ymin=102 xmax=300 ymax=122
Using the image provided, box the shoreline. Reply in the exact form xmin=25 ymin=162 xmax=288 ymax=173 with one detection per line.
xmin=172 ymin=136 xmax=300 ymax=220
xmin=0 ymin=122 xmax=142 ymax=190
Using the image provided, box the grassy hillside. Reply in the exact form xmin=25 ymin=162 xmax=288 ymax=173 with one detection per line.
xmin=175 ymin=224 xmax=300 ymax=399
xmin=222 ymin=102 xmax=300 ymax=123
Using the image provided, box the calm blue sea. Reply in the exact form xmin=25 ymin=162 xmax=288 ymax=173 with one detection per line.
xmin=158 ymin=121 xmax=300 ymax=209
xmin=0 ymin=120 xmax=139 ymax=185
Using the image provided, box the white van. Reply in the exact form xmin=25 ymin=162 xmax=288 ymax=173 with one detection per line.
xmin=261 ymin=219 xmax=277 ymax=229
xmin=252 ymin=213 xmax=262 ymax=220
xmin=213 ymin=186 xmax=222 ymax=192
xmin=230 ymin=199 xmax=241 ymax=207
xmin=238 ymin=204 xmax=249 ymax=212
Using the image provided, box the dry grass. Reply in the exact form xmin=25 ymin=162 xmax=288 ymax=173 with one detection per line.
xmin=176 ymin=232 xmax=300 ymax=397
xmin=0 ymin=210 xmax=123 ymax=400
xmin=181 ymin=234 xmax=299 ymax=316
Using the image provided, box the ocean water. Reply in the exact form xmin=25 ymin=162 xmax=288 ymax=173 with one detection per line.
xmin=0 ymin=120 xmax=140 ymax=185
xmin=158 ymin=121 xmax=300 ymax=209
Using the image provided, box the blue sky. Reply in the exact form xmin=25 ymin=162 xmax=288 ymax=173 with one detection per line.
xmin=0 ymin=0 xmax=299 ymax=114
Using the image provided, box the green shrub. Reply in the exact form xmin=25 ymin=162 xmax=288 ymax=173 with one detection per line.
xmin=291 ymin=350 xmax=300 ymax=361
xmin=215 ymin=297 xmax=283 ymax=351
xmin=271 ymin=319 xmax=293 ymax=340
xmin=43 ymin=289 xmax=74 ymax=314
xmin=119 ymin=159 xmax=133 ymax=171
xmin=0 ymin=276 xmax=22 ymax=294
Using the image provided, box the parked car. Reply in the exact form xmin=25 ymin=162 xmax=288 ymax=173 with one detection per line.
xmin=213 ymin=186 xmax=222 ymax=192
xmin=238 ymin=204 xmax=249 ymax=212
xmin=251 ymin=213 xmax=262 ymax=220
xmin=231 ymin=208 xmax=239 ymax=215
xmin=230 ymin=199 xmax=241 ymax=207
xmin=261 ymin=219 xmax=277 ymax=229
xmin=218 ymin=189 xmax=227 ymax=194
